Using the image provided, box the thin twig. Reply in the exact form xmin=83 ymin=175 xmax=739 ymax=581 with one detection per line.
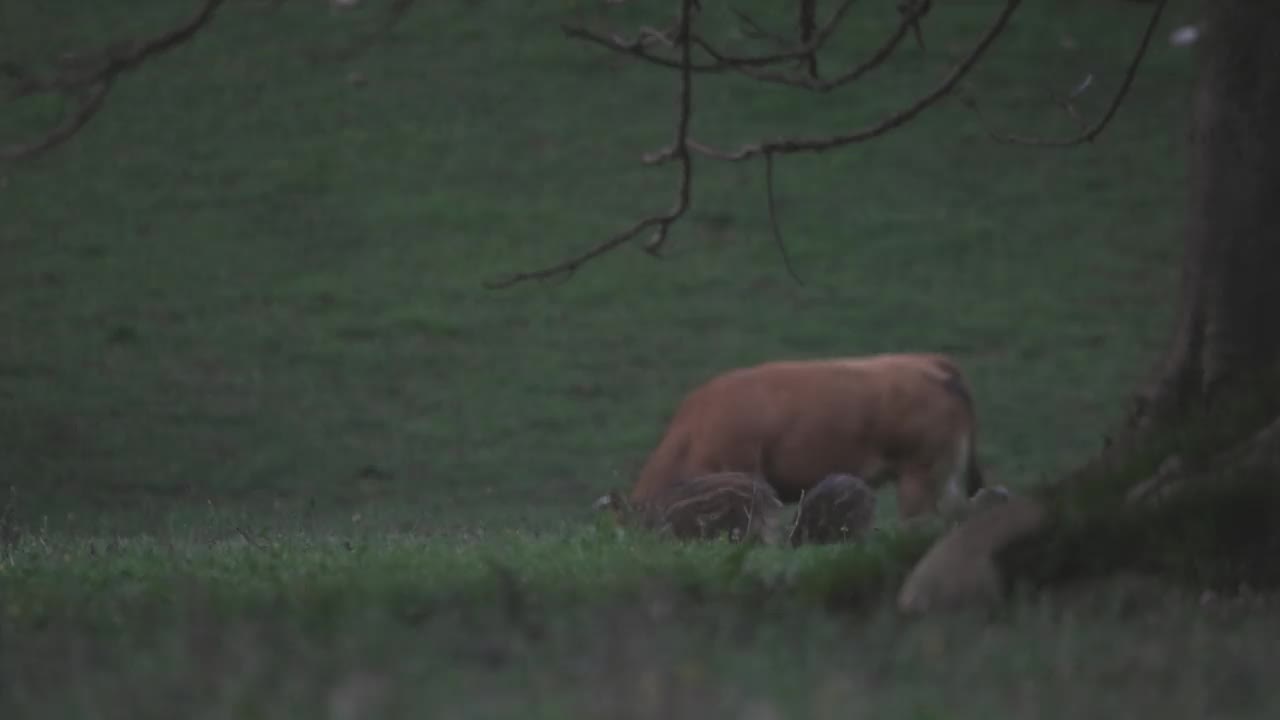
xmin=560 ymin=21 xmax=722 ymax=72
xmin=899 ymin=0 xmax=928 ymax=50
xmin=661 ymin=0 xmax=1023 ymax=163
xmin=1 ymin=81 xmax=110 ymax=160
xmin=686 ymin=0 xmax=860 ymax=68
xmin=483 ymin=215 xmax=663 ymax=289
xmin=489 ymin=0 xmax=1023 ymax=289
xmin=640 ymin=0 xmax=697 ymax=258
xmin=764 ymin=151 xmax=803 ymax=285
xmin=798 ymin=0 xmax=820 ymax=77
xmin=965 ymin=0 xmax=1167 ymax=146
xmin=696 ymin=1 xmax=925 ymax=93
xmin=561 ymin=0 xmax=860 ymax=73
xmin=485 ymin=0 xmax=699 ymax=288
xmin=1 ymin=0 xmax=226 ymax=162
xmin=730 ymin=8 xmax=791 ymax=49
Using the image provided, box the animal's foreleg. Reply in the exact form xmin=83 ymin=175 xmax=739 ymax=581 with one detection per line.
xmin=894 ymin=471 xmax=934 ymax=520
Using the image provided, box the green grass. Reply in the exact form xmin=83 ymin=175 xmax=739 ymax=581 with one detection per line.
xmin=3 ymin=0 xmax=1263 ymax=717
xmin=0 ymin=0 xmax=1194 ymax=525
xmin=4 ymin=527 xmax=1279 ymax=719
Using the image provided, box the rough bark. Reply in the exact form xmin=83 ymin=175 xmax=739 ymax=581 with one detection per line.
xmin=1133 ymin=2 xmax=1280 ymax=428
xmin=900 ymin=2 xmax=1280 ymax=612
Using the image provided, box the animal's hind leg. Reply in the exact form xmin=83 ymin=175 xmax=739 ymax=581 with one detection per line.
xmin=895 ymin=454 xmax=966 ymax=524
xmin=935 ymin=436 xmax=974 ymax=521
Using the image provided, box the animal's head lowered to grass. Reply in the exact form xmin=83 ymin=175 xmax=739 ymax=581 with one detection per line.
xmin=593 ymin=472 xmax=787 ymax=544
xmin=625 ymin=354 xmax=988 ymax=523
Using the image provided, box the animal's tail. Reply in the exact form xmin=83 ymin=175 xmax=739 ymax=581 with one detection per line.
xmin=929 ymin=355 xmax=984 ymax=497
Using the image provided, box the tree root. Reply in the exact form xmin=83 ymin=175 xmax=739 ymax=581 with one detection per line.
xmin=898 ymin=411 xmax=1280 ymax=614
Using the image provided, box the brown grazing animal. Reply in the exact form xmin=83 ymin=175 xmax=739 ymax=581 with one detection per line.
xmin=625 ymin=353 xmax=985 ymax=521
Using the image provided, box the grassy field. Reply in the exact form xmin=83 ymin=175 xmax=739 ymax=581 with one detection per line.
xmin=6 ymin=0 xmax=1267 ymax=717
xmin=5 ymin=528 xmax=1280 ymax=719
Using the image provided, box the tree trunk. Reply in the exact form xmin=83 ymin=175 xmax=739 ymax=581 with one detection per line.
xmin=899 ymin=3 xmax=1280 ymax=614
xmin=1132 ymin=2 xmax=1280 ymax=428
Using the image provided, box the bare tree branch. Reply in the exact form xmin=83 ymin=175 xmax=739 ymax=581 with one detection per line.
xmin=696 ymin=0 xmax=929 ymax=93
xmin=730 ymin=8 xmax=792 ymax=50
xmin=684 ymin=0 xmax=861 ymax=68
xmin=963 ymin=0 xmax=1168 ymax=147
xmin=0 ymin=82 xmax=110 ymax=161
xmin=561 ymin=0 xmax=861 ymax=74
xmin=487 ymin=0 xmax=1024 ymax=289
xmin=798 ymin=0 xmax=820 ymax=77
xmin=483 ymin=0 xmax=699 ymax=289
xmin=663 ymin=0 xmax=1022 ymax=163
xmin=561 ymin=22 xmax=723 ymax=72
xmin=764 ymin=151 xmax=803 ymax=285
xmin=898 ymin=0 xmax=928 ymax=50
xmin=1 ymin=0 xmax=226 ymax=162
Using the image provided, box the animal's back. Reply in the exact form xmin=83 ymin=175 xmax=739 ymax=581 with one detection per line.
xmin=630 ymin=353 xmax=977 ymax=503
